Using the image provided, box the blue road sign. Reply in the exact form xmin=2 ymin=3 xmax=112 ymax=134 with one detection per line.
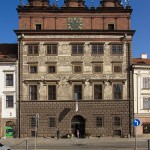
xmin=132 ymin=119 xmax=141 ymax=127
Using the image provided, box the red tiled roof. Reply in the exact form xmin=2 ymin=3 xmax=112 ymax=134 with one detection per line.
xmin=132 ymin=58 xmax=150 ymax=65
xmin=0 ymin=44 xmax=18 ymax=62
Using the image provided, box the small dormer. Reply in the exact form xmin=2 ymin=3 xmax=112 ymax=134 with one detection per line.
xmin=101 ymin=0 xmax=122 ymax=7
xmin=64 ymin=0 xmax=86 ymax=7
xmin=28 ymin=0 xmax=50 ymax=7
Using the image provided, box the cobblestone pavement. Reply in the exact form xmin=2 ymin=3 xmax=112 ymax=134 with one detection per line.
xmin=0 ymin=137 xmax=149 ymax=150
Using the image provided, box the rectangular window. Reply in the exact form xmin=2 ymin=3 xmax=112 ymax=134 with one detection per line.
xmin=74 ymin=85 xmax=82 ymax=100
xmin=113 ymin=83 xmax=123 ymax=100
xmin=113 ymin=116 xmax=121 ymax=126
xmin=92 ymin=45 xmax=104 ymax=54
xmin=28 ymin=45 xmax=38 ymax=55
xmin=36 ymin=24 xmax=41 ymax=31
xmin=73 ymin=65 xmax=82 ymax=73
xmin=48 ymin=66 xmax=56 ymax=73
xmin=112 ymin=45 xmax=123 ymax=54
xmin=94 ymin=84 xmax=102 ymax=100
xmin=6 ymin=74 xmax=13 ymax=86
xmin=96 ymin=117 xmax=103 ymax=127
xmin=29 ymin=85 xmax=37 ymax=100
xmin=47 ymin=45 xmax=57 ymax=55
xmin=143 ymin=77 xmax=150 ymax=89
xmin=143 ymin=98 xmax=150 ymax=109
xmin=72 ymin=45 xmax=83 ymax=55
xmin=30 ymin=66 xmax=37 ymax=73
xmin=49 ymin=117 xmax=56 ymax=127
xmin=93 ymin=65 xmax=102 ymax=73
xmin=30 ymin=117 xmax=36 ymax=127
xmin=6 ymin=96 xmax=13 ymax=108
xmin=48 ymin=85 xmax=56 ymax=100
xmin=108 ymin=24 xmax=114 ymax=30
xmin=143 ymin=124 xmax=150 ymax=134
xmin=113 ymin=64 xmax=122 ymax=73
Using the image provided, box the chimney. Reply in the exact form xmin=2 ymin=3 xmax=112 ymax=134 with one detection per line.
xmin=141 ymin=54 xmax=147 ymax=59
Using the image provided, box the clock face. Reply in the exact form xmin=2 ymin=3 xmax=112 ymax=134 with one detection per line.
xmin=68 ymin=18 xmax=82 ymax=30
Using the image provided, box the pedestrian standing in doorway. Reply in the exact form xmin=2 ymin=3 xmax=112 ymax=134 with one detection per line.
xmin=77 ymin=129 xmax=80 ymax=138
xmin=57 ymin=128 xmax=60 ymax=139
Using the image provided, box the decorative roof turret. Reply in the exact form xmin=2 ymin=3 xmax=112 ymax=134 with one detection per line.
xmin=100 ymin=0 xmax=122 ymax=7
xmin=28 ymin=0 xmax=50 ymax=7
xmin=63 ymin=0 xmax=86 ymax=7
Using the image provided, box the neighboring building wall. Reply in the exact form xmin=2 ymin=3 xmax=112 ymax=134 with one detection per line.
xmin=0 ymin=62 xmax=17 ymax=136
xmin=133 ymin=56 xmax=150 ymax=136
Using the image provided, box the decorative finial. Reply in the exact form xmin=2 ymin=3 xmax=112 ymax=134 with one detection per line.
xmin=20 ymin=0 xmax=25 ymax=6
xmin=92 ymin=0 xmax=94 ymax=6
xmin=125 ymin=0 xmax=130 ymax=6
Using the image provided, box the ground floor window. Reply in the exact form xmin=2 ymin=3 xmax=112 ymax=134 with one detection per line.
xmin=143 ymin=124 xmax=150 ymax=134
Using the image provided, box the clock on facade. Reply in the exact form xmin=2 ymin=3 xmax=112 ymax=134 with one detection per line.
xmin=68 ymin=18 xmax=82 ymax=30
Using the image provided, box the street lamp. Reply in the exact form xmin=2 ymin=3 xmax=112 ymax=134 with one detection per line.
xmin=35 ymin=113 xmax=39 ymax=150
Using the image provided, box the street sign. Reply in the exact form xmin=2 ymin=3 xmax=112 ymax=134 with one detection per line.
xmin=133 ymin=119 xmax=141 ymax=127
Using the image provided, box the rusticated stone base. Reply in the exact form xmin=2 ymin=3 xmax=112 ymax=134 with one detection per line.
xmin=19 ymin=100 xmax=133 ymax=138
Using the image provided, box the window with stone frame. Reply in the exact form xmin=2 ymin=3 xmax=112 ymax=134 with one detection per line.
xmin=48 ymin=65 xmax=56 ymax=73
xmin=143 ymin=98 xmax=150 ymax=109
xmin=6 ymin=74 xmax=13 ymax=86
xmin=93 ymin=64 xmax=102 ymax=73
xmin=6 ymin=95 xmax=14 ymax=108
xmin=29 ymin=85 xmax=38 ymax=100
xmin=72 ymin=45 xmax=84 ymax=55
xmin=94 ymin=84 xmax=103 ymax=100
xmin=111 ymin=45 xmax=123 ymax=54
xmin=113 ymin=116 xmax=121 ymax=126
xmin=113 ymin=83 xmax=123 ymax=100
xmin=92 ymin=44 xmax=104 ymax=55
xmin=143 ymin=77 xmax=150 ymax=89
xmin=49 ymin=117 xmax=56 ymax=127
xmin=108 ymin=24 xmax=115 ymax=30
xmin=96 ymin=116 xmax=103 ymax=127
xmin=74 ymin=84 xmax=82 ymax=100
xmin=30 ymin=117 xmax=36 ymax=127
xmin=28 ymin=45 xmax=39 ymax=55
xmin=48 ymin=85 xmax=56 ymax=100
xmin=113 ymin=64 xmax=122 ymax=73
xmin=47 ymin=44 xmax=57 ymax=55
xmin=73 ymin=65 xmax=82 ymax=73
xmin=36 ymin=24 xmax=41 ymax=31
xmin=143 ymin=124 xmax=150 ymax=134
xmin=30 ymin=65 xmax=38 ymax=73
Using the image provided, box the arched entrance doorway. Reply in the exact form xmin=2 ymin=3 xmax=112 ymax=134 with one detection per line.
xmin=71 ymin=115 xmax=85 ymax=138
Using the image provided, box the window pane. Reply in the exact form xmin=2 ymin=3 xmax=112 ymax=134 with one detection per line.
xmin=112 ymin=45 xmax=123 ymax=54
xmin=143 ymin=98 xmax=150 ymax=109
xmin=92 ymin=45 xmax=103 ymax=54
xmin=30 ymin=117 xmax=36 ymax=127
xmin=94 ymin=84 xmax=102 ymax=100
xmin=48 ymin=85 xmax=56 ymax=100
xmin=74 ymin=85 xmax=82 ymax=100
xmin=6 ymin=74 xmax=13 ymax=86
xmin=96 ymin=117 xmax=103 ymax=127
xmin=94 ymin=65 xmax=102 ymax=73
xmin=113 ymin=84 xmax=122 ymax=99
xmin=74 ymin=66 xmax=82 ymax=73
xmin=49 ymin=117 xmax=56 ymax=127
xmin=143 ymin=124 xmax=150 ymax=134
xmin=29 ymin=85 xmax=37 ymax=100
xmin=48 ymin=66 xmax=56 ymax=73
xmin=114 ymin=66 xmax=122 ymax=73
xmin=47 ymin=45 xmax=57 ymax=54
xmin=143 ymin=78 xmax=150 ymax=88
xmin=30 ymin=66 xmax=37 ymax=73
xmin=72 ymin=45 xmax=83 ymax=54
xmin=6 ymin=96 xmax=13 ymax=108
xmin=114 ymin=117 xmax=121 ymax=126
xmin=72 ymin=45 xmax=77 ymax=54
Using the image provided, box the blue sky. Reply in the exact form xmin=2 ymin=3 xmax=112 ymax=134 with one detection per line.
xmin=0 ymin=0 xmax=149 ymax=58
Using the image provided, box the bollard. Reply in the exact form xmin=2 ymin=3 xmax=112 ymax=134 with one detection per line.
xmin=26 ymin=140 xmax=28 ymax=150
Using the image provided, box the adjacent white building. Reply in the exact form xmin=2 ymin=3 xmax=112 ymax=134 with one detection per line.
xmin=133 ymin=54 xmax=150 ymax=136
xmin=0 ymin=44 xmax=18 ymax=137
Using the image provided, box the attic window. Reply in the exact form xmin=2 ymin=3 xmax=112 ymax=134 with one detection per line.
xmin=36 ymin=24 xmax=41 ymax=31
xmin=108 ymin=24 xmax=114 ymax=30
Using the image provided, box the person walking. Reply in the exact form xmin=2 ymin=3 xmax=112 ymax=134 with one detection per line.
xmin=57 ymin=128 xmax=60 ymax=139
